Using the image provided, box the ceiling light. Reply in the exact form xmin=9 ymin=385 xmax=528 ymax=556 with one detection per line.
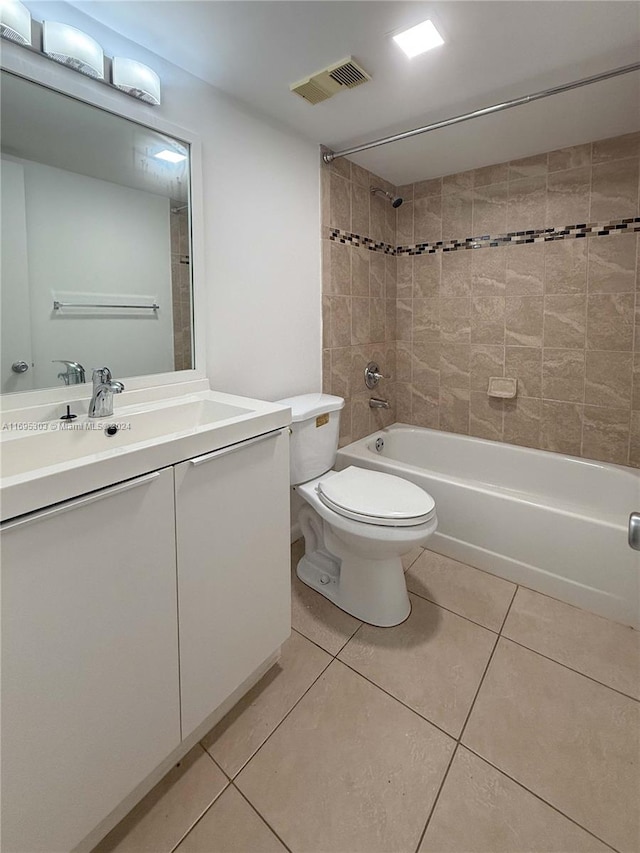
xmin=112 ymin=57 xmax=161 ymax=105
xmin=154 ymin=149 xmax=187 ymax=164
xmin=42 ymin=21 xmax=104 ymax=78
xmin=393 ymin=19 xmax=444 ymax=59
xmin=0 ymin=0 xmax=31 ymax=45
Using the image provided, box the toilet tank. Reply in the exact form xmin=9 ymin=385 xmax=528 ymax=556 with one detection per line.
xmin=275 ymin=393 xmax=344 ymax=485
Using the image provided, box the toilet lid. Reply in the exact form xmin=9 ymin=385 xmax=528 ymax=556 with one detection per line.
xmin=317 ymin=467 xmax=436 ymax=527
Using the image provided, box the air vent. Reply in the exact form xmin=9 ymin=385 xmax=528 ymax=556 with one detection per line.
xmin=290 ymin=57 xmax=371 ymax=105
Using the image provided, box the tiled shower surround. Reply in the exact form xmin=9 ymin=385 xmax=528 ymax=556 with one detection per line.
xmin=169 ymin=207 xmax=193 ymax=371
xmin=321 ymin=132 xmax=640 ymax=467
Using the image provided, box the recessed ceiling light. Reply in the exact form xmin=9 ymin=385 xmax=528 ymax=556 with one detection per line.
xmin=154 ymin=149 xmax=187 ymax=164
xmin=393 ymin=19 xmax=444 ymax=59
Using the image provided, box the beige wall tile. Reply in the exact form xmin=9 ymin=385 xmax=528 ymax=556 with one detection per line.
xmin=329 ymin=172 xmax=350 ymax=231
xmin=385 ymin=254 xmax=397 ymax=298
xmin=586 ymin=293 xmax=634 ymax=351
xmin=504 ymin=346 xmax=542 ymax=397
xmin=351 ymin=183 xmax=370 ymax=237
xmin=473 ymin=162 xmax=509 ymax=187
xmin=414 ymin=177 xmax=442 ymax=198
xmin=629 ymin=411 xmax=640 ymax=467
xmin=469 ymin=391 xmax=504 ymax=440
xmin=543 ymin=294 xmax=586 ymax=348
xmin=546 ymin=165 xmax=591 ymax=227
xmin=396 ymin=341 xmax=412 ymax=382
xmin=322 ymin=296 xmax=331 ymax=349
xmin=414 ymin=195 xmax=443 ymax=243
xmin=396 ymin=182 xmax=414 ymax=202
xmin=439 ymin=387 xmax=470 ymax=433
xmin=413 ymin=298 xmax=440 ymax=342
xmin=542 ymin=348 xmax=585 ymax=402
xmin=443 ymin=170 xmax=474 ymax=194
xmin=385 ymin=298 xmax=397 ymax=341
xmin=508 ymin=154 xmax=548 ymax=180
xmin=547 ymin=143 xmax=592 ymax=172
xmin=503 ymin=396 xmax=541 ymax=448
xmin=582 ymin=405 xmax=630 ymax=464
xmin=470 ymin=344 xmax=505 ymax=391
xmin=397 ymin=256 xmax=413 ymax=297
xmin=396 ymin=298 xmax=413 ymax=341
xmin=592 ymin=131 xmax=640 ymax=164
xmin=505 ymin=296 xmax=544 ymax=347
xmin=441 ymin=251 xmax=471 ymax=297
xmin=471 ymin=248 xmax=507 ymax=296
xmin=413 ymin=253 xmax=441 ymax=298
xmin=369 ymin=251 xmax=385 ymax=298
xmin=463 ymin=639 xmax=640 ymax=852
xmin=339 ymin=595 xmax=496 ymax=737
xmin=472 ymin=182 xmax=508 ymax=236
xmin=370 ymin=297 xmax=386 ymax=342
xmin=633 ymin=352 xmax=640 ymax=410
xmin=507 ymin=176 xmax=547 ymax=231
xmin=395 ymin=382 xmax=412 ymax=422
xmin=587 ymin=232 xmax=637 ymax=293
xmin=470 ymin=295 xmax=506 ymax=344
xmin=407 ymin=550 xmax=515 ymax=631
xmin=322 ymin=349 xmax=331 ymax=394
xmin=351 ymin=393 xmax=372 ymax=440
xmin=412 ymin=340 xmax=441 ymax=391
xmin=370 ymin=193 xmax=387 ymax=242
xmin=440 ymin=343 xmax=471 ymax=389
xmin=506 ymin=243 xmax=545 ymax=296
xmin=350 ymin=246 xmax=369 ymax=297
xmin=540 ymin=400 xmax=583 ymax=455
xmin=584 ymin=351 xmax=632 ymax=407
xmin=411 ymin=386 xmax=440 ymax=428
xmin=503 ymin=588 xmax=639 ymax=699
xmin=439 ymin=297 xmax=471 ymax=343
xmin=329 ymin=241 xmax=350 ymax=295
xmin=544 ymin=239 xmax=587 ymax=294
xmin=349 ymin=160 xmax=369 ymax=187
xmin=442 ymin=190 xmax=473 ymax=241
xmin=329 ymin=295 xmax=351 ymax=348
xmin=590 ymin=158 xmax=639 ymax=221
xmin=236 ymin=661 xmax=455 ymax=853
xmin=329 ymin=346 xmax=352 ymax=398
xmin=420 ymin=747 xmax=609 ymax=853
xmin=396 ymin=199 xmax=413 ymax=245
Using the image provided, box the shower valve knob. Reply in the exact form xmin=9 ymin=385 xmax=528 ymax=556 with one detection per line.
xmin=365 ymin=362 xmax=389 ymax=389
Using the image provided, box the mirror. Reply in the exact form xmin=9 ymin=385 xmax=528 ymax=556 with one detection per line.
xmin=0 ymin=69 xmax=193 ymax=395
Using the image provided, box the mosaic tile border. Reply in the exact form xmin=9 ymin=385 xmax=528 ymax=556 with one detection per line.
xmin=329 ymin=217 xmax=640 ymax=257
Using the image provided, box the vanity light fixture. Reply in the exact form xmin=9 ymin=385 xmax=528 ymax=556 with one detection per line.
xmin=0 ymin=0 xmax=32 ymax=46
xmin=154 ymin=148 xmax=187 ymax=164
xmin=112 ymin=57 xmax=161 ymax=105
xmin=42 ymin=21 xmax=104 ymax=79
xmin=393 ymin=19 xmax=444 ymax=59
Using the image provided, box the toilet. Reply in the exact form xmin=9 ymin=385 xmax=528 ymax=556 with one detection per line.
xmin=277 ymin=393 xmax=437 ymax=627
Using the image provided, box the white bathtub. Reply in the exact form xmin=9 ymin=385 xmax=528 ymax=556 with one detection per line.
xmin=336 ymin=425 xmax=640 ymax=628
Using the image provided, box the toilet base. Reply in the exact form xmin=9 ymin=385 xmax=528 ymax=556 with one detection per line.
xmin=296 ymin=548 xmax=411 ymax=628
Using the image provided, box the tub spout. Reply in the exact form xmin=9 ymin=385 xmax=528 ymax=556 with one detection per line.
xmin=369 ymin=397 xmax=390 ymax=409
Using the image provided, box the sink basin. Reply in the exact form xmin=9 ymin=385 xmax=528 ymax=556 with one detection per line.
xmin=0 ymin=398 xmax=253 ymax=479
xmin=0 ymin=388 xmax=291 ymax=521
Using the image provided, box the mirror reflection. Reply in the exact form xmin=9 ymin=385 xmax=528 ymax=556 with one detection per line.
xmin=0 ymin=70 xmax=193 ymax=395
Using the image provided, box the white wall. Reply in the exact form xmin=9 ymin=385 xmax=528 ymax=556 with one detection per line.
xmin=18 ymin=1 xmax=322 ymax=403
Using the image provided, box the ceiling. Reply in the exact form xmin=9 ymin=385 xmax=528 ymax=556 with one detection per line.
xmin=51 ymin=2 xmax=640 ymax=183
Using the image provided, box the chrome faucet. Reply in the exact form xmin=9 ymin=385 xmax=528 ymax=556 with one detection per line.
xmin=369 ymin=397 xmax=390 ymax=409
xmin=53 ymin=360 xmax=86 ymax=385
xmin=88 ymin=368 xmax=124 ymax=418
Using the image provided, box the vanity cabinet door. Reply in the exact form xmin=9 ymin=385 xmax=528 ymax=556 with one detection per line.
xmin=1 ymin=468 xmax=181 ymax=853
xmin=175 ymin=428 xmax=290 ymax=738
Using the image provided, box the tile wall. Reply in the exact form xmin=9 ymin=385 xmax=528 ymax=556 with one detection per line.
xmin=170 ymin=208 xmax=193 ymax=371
xmin=321 ymin=132 xmax=640 ymax=467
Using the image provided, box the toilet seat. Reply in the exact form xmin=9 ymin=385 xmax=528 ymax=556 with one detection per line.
xmin=317 ymin=466 xmax=435 ymax=528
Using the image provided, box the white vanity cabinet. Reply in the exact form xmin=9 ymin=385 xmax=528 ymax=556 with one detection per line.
xmin=174 ymin=428 xmax=291 ymax=737
xmin=1 ymin=468 xmax=181 ymax=853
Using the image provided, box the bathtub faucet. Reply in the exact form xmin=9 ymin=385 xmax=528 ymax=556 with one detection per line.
xmin=369 ymin=397 xmax=390 ymax=409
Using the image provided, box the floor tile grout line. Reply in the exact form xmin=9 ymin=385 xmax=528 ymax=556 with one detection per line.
xmin=456 ymin=587 xmax=519 ymax=744
xmin=405 ymin=586 xmax=503 ymax=635
xmin=168 ymin=779 xmax=230 ymax=853
xmin=290 ymin=622 xmax=362 ymax=660
xmin=461 ymin=745 xmax=622 ymax=853
xmin=337 ymin=658 xmax=458 ymax=742
xmin=231 ymin=781 xmax=294 ymax=853
xmin=412 ymin=742 xmax=460 ymax=853
xmin=498 ymin=583 xmax=519 ymax=634
xmin=498 ymin=634 xmax=640 ymax=703
xmin=225 ymin=655 xmax=335 ymax=783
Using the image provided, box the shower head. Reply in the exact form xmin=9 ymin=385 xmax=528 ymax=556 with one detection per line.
xmin=370 ymin=186 xmax=403 ymax=208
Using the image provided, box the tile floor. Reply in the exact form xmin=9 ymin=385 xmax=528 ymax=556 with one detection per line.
xmin=95 ymin=542 xmax=639 ymax=853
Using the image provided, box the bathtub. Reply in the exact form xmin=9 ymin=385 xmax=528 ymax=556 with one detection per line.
xmin=336 ymin=425 xmax=640 ymax=628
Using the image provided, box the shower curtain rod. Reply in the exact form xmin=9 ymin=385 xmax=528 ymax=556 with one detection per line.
xmin=322 ymin=62 xmax=640 ymax=164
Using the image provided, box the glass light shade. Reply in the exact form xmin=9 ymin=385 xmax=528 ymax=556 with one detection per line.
xmin=393 ymin=20 xmax=444 ymax=59
xmin=112 ymin=57 xmax=161 ymax=106
xmin=42 ymin=21 xmax=104 ymax=79
xmin=0 ymin=0 xmax=32 ymax=46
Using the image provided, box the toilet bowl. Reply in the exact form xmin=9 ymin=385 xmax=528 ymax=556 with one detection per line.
xmin=277 ymin=393 xmax=438 ymax=627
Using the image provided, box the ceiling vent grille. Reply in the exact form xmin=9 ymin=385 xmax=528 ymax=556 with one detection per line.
xmin=290 ymin=57 xmax=371 ymax=105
